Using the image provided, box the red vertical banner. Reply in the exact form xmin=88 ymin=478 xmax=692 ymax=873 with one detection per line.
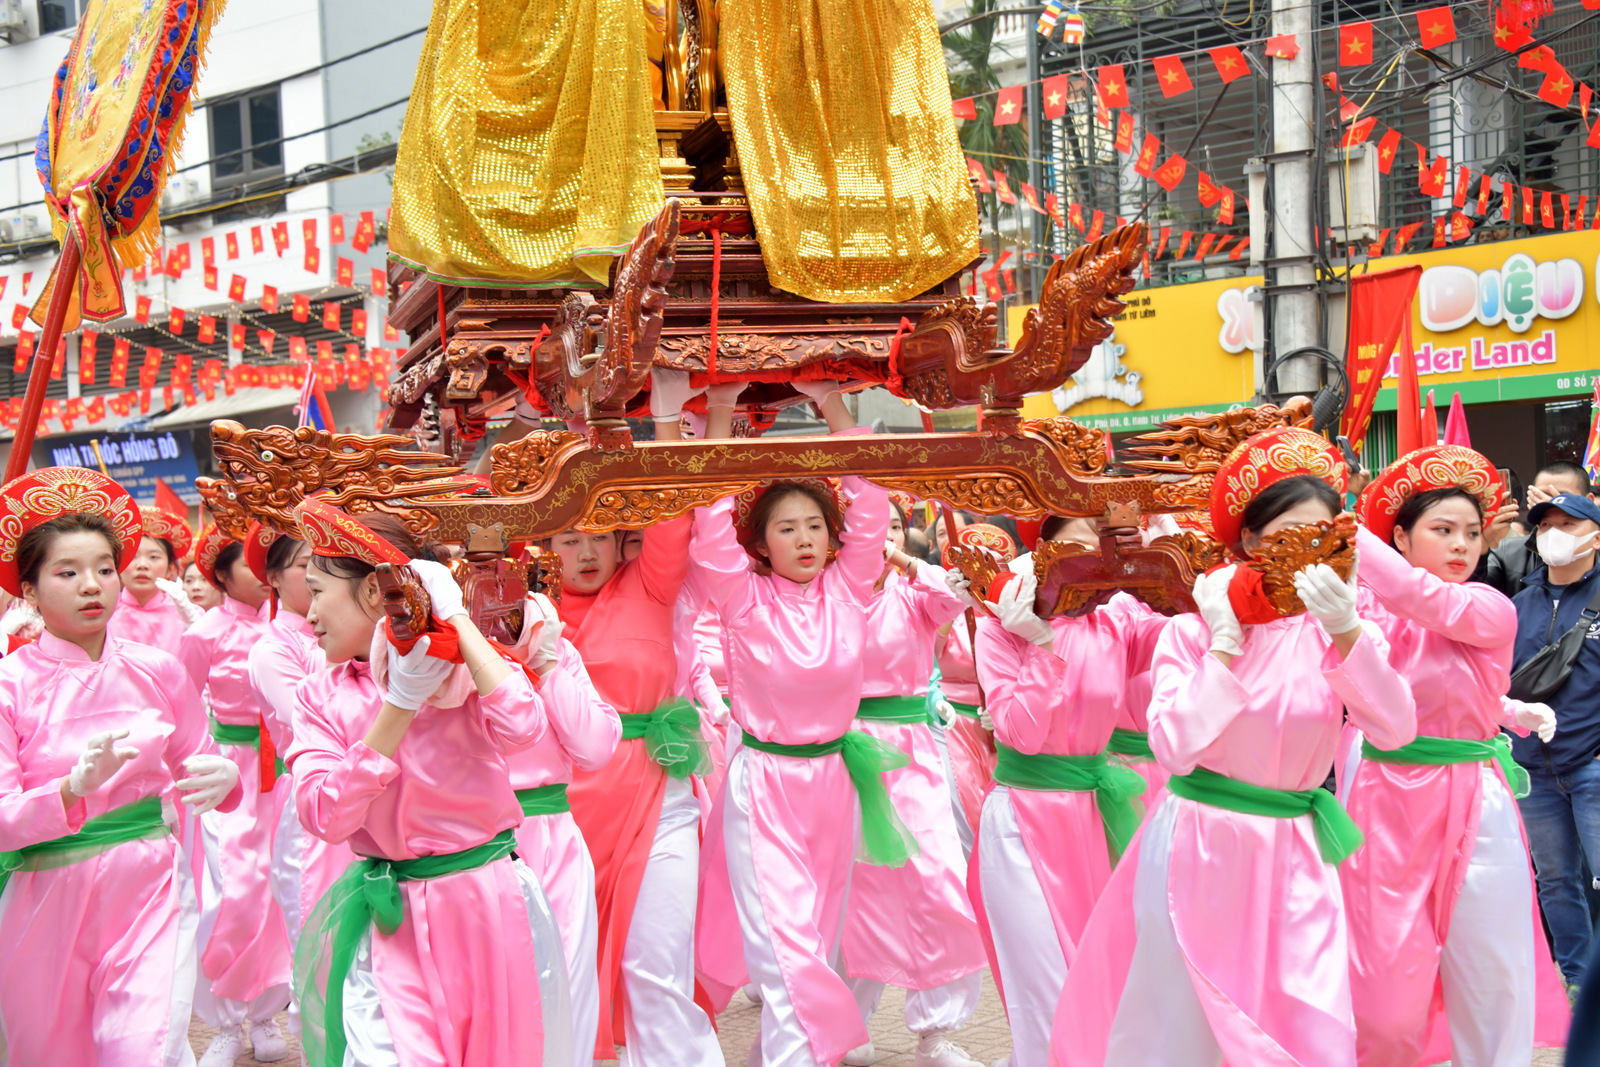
xmin=1343 ymin=265 xmax=1422 ymax=449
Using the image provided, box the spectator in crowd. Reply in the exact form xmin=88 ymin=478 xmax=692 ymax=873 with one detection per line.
xmin=1510 ymin=491 xmax=1600 ymax=990
xmin=1484 ymin=461 xmax=1595 ymax=596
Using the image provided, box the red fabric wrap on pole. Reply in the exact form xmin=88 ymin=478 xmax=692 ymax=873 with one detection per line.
xmin=6 ymin=240 xmax=81 ymax=481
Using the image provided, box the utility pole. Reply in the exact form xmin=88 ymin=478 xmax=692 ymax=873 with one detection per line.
xmin=1266 ymin=0 xmax=1320 ymax=392
xmin=1026 ymin=21 xmax=1046 ymax=301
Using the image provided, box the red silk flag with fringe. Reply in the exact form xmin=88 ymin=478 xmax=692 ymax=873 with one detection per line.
xmin=1344 ymin=265 xmax=1422 ymax=448
xmin=32 ymin=0 xmax=226 ymax=330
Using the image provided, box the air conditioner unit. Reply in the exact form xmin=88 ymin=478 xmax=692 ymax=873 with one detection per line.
xmin=0 ymin=0 xmax=29 ymax=43
xmin=0 ymin=214 xmax=43 ymax=243
xmin=160 ymin=178 xmax=201 ymax=213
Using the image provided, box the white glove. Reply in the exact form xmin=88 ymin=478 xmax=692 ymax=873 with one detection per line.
xmin=406 ymin=559 xmax=466 ymax=622
xmin=1191 ymin=566 xmax=1245 ymax=657
xmin=649 ymin=367 xmax=703 ymax=421
xmin=67 ymin=729 xmax=139 ymax=798
xmin=705 ymin=381 xmax=747 ymax=408
xmin=385 ymin=636 xmax=455 ymax=711
xmin=1514 ymin=702 xmax=1558 ymax=743
xmin=0 ymin=603 xmax=41 ymax=637
xmin=944 ymin=568 xmax=978 ymax=609
xmin=934 ymin=699 xmax=956 ymax=727
xmin=1293 ymin=562 xmax=1361 ymax=637
xmin=793 ymin=378 xmax=842 ymax=406
xmin=984 ymin=571 xmax=1054 ymax=648
xmin=155 ymin=577 xmax=205 ymax=625
xmin=527 ymin=593 xmax=564 ymax=673
xmin=1142 ymin=512 xmax=1182 ymax=545
xmin=176 ymin=753 xmax=239 ymax=814
xmin=978 ymin=707 xmax=995 ymax=732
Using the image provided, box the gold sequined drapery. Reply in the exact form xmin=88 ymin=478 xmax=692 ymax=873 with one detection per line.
xmin=721 ymin=0 xmax=981 ymax=303
xmin=389 ymin=0 xmax=665 ymax=288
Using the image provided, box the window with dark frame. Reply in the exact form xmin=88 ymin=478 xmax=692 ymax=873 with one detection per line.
xmin=38 ymin=0 xmax=84 ymax=33
xmin=209 ymin=88 xmax=284 ymax=188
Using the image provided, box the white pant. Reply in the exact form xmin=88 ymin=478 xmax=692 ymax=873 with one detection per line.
xmin=978 ymin=786 xmax=1067 ymax=1067
xmin=268 ymin=788 xmax=306 ymax=1036
xmin=847 ymin=972 xmax=980 ymax=1035
xmin=618 ymin=776 xmax=723 ymax=1066
xmin=192 ymin=813 xmax=290 ymax=1029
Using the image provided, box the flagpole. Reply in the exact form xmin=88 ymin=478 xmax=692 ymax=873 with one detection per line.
xmin=6 ymin=239 xmax=82 ymax=483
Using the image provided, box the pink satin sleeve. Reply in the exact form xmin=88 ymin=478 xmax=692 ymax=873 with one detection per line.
xmin=1147 ymin=615 xmax=1252 ymax=774
xmin=176 ymin=624 xmax=213 ymax=699
xmin=907 ymin=561 xmax=966 ymax=632
xmin=831 ymin=476 xmax=891 ymax=601
xmin=1499 ymin=697 xmax=1533 ymax=734
xmin=974 ymin=618 xmax=1060 ymax=755
xmin=540 ymin=640 xmax=621 ymax=772
xmin=0 ymin=709 xmax=81 ymax=848
xmin=247 ymin=639 xmax=303 ymax=755
xmin=637 ymin=516 xmax=693 ymax=605
xmin=1356 ymin=527 xmax=1516 ymax=648
xmin=289 ymin=685 xmax=400 ymax=846
xmin=471 ymin=668 xmax=549 ymax=752
xmin=1320 ymin=621 xmax=1417 ymax=750
xmin=159 ymin=651 xmax=243 ymax=815
xmin=691 ymin=501 xmax=758 ymax=620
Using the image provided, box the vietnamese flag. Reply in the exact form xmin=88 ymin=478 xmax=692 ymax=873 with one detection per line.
xmin=1153 ymin=153 xmax=1188 ymax=192
xmin=251 ymin=226 xmax=265 ymax=254
xmin=1208 ymin=45 xmax=1250 ymax=83
xmin=1522 ymin=185 xmax=1535 ymax=224
xmin=1339 ymin=22 xmax=1373 ymax=66
xmin=1477 ymin=173 xmax=1493 ymax=215
xmin=1265 ymin=34 xmax=1300 ymax=60
xmin=1394 ymin=221 xmax=1425 ymax=250
xmin=1086 ymin=210 xmax=1105 ymax=242
xmin=1194 ymin=234 xmax=1217 ymax=260
xmin=1369 ymin=228 xmax=1390 ymax=257
xmin=993 ymin=171 xmax=1017 ymax=204
xmin=198 ymin=315 xmax=217 ymax=344
xmin=229 ymin=274 xmax=246 ymax=302
xmin=229 ymin=322 xmax=246 ymax=349
xmin=1155 ymin=225 xmax=1172 ymax=258
xmin=1152 ymin=55 xmax=1192 ymax=97
xmin=1019 ymin=183 xmax=1044 ymax=214
xmin=1589 ymin=116 xmax=1600 ymax=150
xmin=1045 ymin=194 xmax=1065 ymax=227
xmin=292 ymin=293 xmax=311 ymax=322
xmin=1042 ymin=73 xmax=1072 ymax=119
xmin=1134 ymin=135 xmax=1161 ymax=178
xmin=304 ymin=245 xmax=321 ymax=274
xmin=331 ymin=214 xmax=346 ymax=244
xmin=225 ymin=231 xmax=239 ymax=260
xmin=1097 ymin=65 xmax=1129 ymax=108
xmin=262 ymin=286 xmax=280 ymax=314
xmin=258 ymin=329 xmax=277 ymax=355
xmin=1538 ymin=66 xmax=1574 ymax=109
xmin=966 ymin=158 xmax=992 ymax=193
xmin=993 ymin=86 xmax=1024 ymax=126
xmin=1114 ymin=112 xmax=1135 ymax=154
xmin=371 ymin=268 xmax=387 ymax=298
xmin=952 ymin=97 xmax=977 ymax=120
xmin=1376 ymin=128 xmax=1401 ymax=173
xmin=1417 ymin=147 xmax=1448 ymax=196
xmin=1416 ymin=6 xmax=1457 ymax=47
xmin=79 ymin=331 xmax=97 ymax=385
xmin=1068 ymin=202 xmax=1085 ymax=233
xmin=168 ymin=307 xmax=185 ymax=334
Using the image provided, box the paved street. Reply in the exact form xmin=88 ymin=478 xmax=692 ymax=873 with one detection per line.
xmin=190 ymin=970 xmax=1566 ymax=1065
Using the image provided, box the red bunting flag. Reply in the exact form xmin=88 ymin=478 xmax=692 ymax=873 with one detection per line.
xmin=1176 ymin=231 xmax=1194 ymax=259
xmin=1097 ymin=65 xmax=1129 ymax=108
xmin=203 ymin=265 xmax=218 ymax=291
xmin=1342 ymin=117 xmax=1377 ymax=147
xmin=323 ymin=302 xmax=342 ymax=331
xmin=168 ymin=307 xmax=185 ymax=334
xmin=1229 ymin=238 xmax=1251 ymax=262
xmin=1153 ymin=153 xmax=1188 ymax=191
xmin=10 ymin=305 xmax=25 ymax=329
xmin=228 ymin=274 xmax=246 ymax=301
xmin=1370 ymin=228 xmax=1390 ymax=257
xmin=1541 ymin=191 xmax=1556 ymax=228
xmin=1339 ymin=22 xmax=1373 ymax=66
xmin=288 ymin=335 xmax=308 ymax=361
xmin=1114 ymin=112 xmax=1135 ymax=153
xmin=304 ymin=245 xmax=321 ymax=273
xmin=1042 ymin=73 xmax=1072 ymax=119
xmin=371 ymin=268 xmax=387 ymax=298
xmin=251 ymin=226 xmax=265 ymax=254
xmin=1197 ymin=171 xmax=1222 ymax=207
xmin=302 ymin=218 xmax=318 ymax=246
xmin=1418 ymin=147 xmax=1448 ymax=196
xmin=966 ymin=158 xmax=993 ymax=192
xmin=258 ymin=329 xmax=276 ymax=355
xmin=316 ymin=339 xmax=333 ymax=363
xmin=1152 ymin=55 xmax=1192 ymax=97
xmin=331 ymin=215 xmax=346 ymax=244
xmin=1086 ymin=209 xmax=1105 ymax=242
xmin=1588 ymin=117 xmax=1600 ymax=150
xmin=110 ymin=338 xmax=129 ymax=386
xmin=1538 ymin=66 xmax=1575 ymax=109
xmin=225 ymin=231 xmax=239 ymax=260
xmin=1376 ymin=128 xmax=1401 ymax=173
xmin=1451 ymin=212 xmax=1474 ymax=241
xmin=1417 ymin=6 xmax=1457 ymax=47
xmin=1518 ymin=46 xmax=1557 ymax=73
xmin=336 ymin=257 xmax=354 ymax=287
xmin=1213 ymin=236 xmax=1238 ymax=256
xmin=351 ymin=220 xmax=373 ymax=254
xmin=1134 ymin=135 xmax=1161 ymax=178
xmin=201 ymin=237 xmax=215 ymax=265
xmin=1194 ymin=233 xmax=1217 ymax=260
xmin=1522 ymin=185 xmax=1535 ymax=224
xmin=1069 ymin=202 xmax=1085 ymax=232
xmin=272 ymin=222 xmax=289 ymax=255
xmin=1218 ymin=187 xmax=1236 ymax=225
xmin=229 ymin=322 xmax=246 ymax=349
xmin=1045 ymin=193 xmax=1065 ymax=226
xmin=1019 ymin=183 xmax=1044 ymax=214
xmin=79 ymin=331 xmax=97 ymax=385
xmin=292 ymin=293 xmax=310 ymax=322
xmin=198 ymin=315 xmax=216 ymax=344
xmin=1156 ymin=225 xmax=1171 ymax=258
xmin=134 ymin=296 xmax=151 ymax=324
xmin=1265 ymin=34 xmax=1300 ymax=60
xmin=1208 ymin=45 xmax=1250 ymax=83
xmin=1477 ymin=173 xmax=1493 ymax=215
xmin=1394 ymin=221 xmax=1425 ymax=250
xmin=993 ymin=86 xmax=1024 ymax=126
xmin=993 ymin=171 xmax=1016 ymax=204
xmin=1579 ymin=196 xmax=1589 ymax=230
xmin=259 ymin=286 xmax=278 ymax=314
xmin=952 ymin=97 xmax=977 ymax=120
xmin=12 ymin=331 xmax=32 ymax=374
xmin=1562 ymin=193 xmax=1573 ymax=229
xmin=1432 ymin=216 xmax=1449 ymax=247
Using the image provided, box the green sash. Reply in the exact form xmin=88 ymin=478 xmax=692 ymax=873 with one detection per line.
xmin=1107 ymin=728 xmax=1154 ymax=761
xmin=619 ymin=699 xmax=711 ymax=779
xmin=293 ymin=830 xmax=517 ymax=1067
xmin=946 ymin=700 xmax=982 ymax=720
xmin=1167 ymin=765 xmax=1365 ymax=865
xmin=856 ymin=695 xmax=933 ymax=725
xmin=210 ymin=718 xmax=287 ymax=777
xmin=515 ymin=784 xmax=571 ymax=816
xmin=992 ymin=743 xmax=1145 ymax=860
xmin=740 ymin=731 xmax=920 ymax=868
xmin=1361 ymin=733 xmax=1530 ymax=799
xmin=0 ymin=795 xmax=167 ymax=895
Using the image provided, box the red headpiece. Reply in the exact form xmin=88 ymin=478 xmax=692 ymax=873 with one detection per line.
xmin=242 ymin=521 xmax=282 ymax=587
xmin=944 ymin=522 xmax=1019 ymax=566
xmin=194 ymin=522 xmax=236 ymax=589
xmin=0 ymin=468 xmax=144 ymax=597
xmin=294 ymin=497 xmax=410 ymax=567
xmin=1358 ymin=445 xmax=1503 ymax=545
xmin=1013 ymin=517 xmax=1045 ymax=551
xmin=730 ymin=479 xmax=849 ymax=559
xmin=140 ymin=503 xmax=193 ymax=561
xmin=1210 ymin=426 xmax=1348 ymax=550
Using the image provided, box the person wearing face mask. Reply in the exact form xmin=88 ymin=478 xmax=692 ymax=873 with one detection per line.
xmin=0 ymin=468 xmax=241 ymax=1066
xmin=106 ymin=504 xmax=199 ymax=656
xmin=1339 ymin=447 xmax=1569 ymax=1066
xmin=1508 ymin=490 xmax=1600 ymax=990
xmin=182 ymin=524 xmax=294 ymax=1066
xmin=1483 ymin=461 xmax=1595 ymax=596
xmin=285 ymin=500 xmax=570 ymax=1067
xmin=691 ymin=378 xmax=919 ymax=1067
xmin=1052 ymin=427 xmax=1417 ymax=1067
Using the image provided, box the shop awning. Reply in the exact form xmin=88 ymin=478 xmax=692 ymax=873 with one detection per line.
xmin=143 ymin=387 xmax=300 ymax=430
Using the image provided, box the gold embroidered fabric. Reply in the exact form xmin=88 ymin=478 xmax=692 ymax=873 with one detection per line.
xmin=721 ymin=0 xmax=981 ymax=303
xmin=389 ymin=0 xmax=666 ymax=288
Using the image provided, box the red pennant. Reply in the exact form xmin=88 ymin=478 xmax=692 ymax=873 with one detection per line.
xmin=1538 ymin=66 xmax=1575 ymax=109
xmin=225 ymin=231 xmax=240 ymax=260
xmin=201 ymin=237 xmax=215 ymax=266
xmin=1376 ymin=128 xmax=1401 ymax=173
xmin=952 ymin=97 xmax=977 ymax=120
xmin=1194 ymin=233 xmax=1217 ymax=260
xmin=1217 ymin=187 xmax=1236 ymax=226
xmin=168 ymin=307 xmax=185 ymax=334
xmin=1451 ymin=212 xmax=1473 ymax=241
xmin=1540 ymin=190 xmax=1555 ymax=228
xmin=1394 ymin=221 xmax=1425 ymax=250
xmin=289 ymin=335 xmax=308 ymax=362
xmin=1097 ymin=65 xmax=1129 ymax=108
xmin=252 ymin=226 xmax=265 ymax=254
xmin=966 ymin=158 xmax=993 ymax=193
xmin=1114 ymin=112 xmax=1134 ymax=154
xmin=292 ymin=293 xmax=310 ymax=322
xmin=1417 ymin=147 xmax=1448 ymax=196
xmin=1156 ymin=226 xmax=1172 ymax=258
xmin=1477 ymin=173 xmax=1493 ymax=216
xmin=1134 ymin=135 xmax=1161 ymax=178
xmin=304 ymin=245 xmax=321 ymax=274
xmin=1522 ymin=185 xmax=1535 ymax=224
xmin=371 ymin=268 xmax=387 ymax=298
xmin=1452 ymin=165 xmax=1471 ymax=208
xmin=1431 ymin=216 xmax=1448 ymax=247
xmin=336 ymin=257 xmax=354 ymax=287
xmin=1562 ymin=193 xmax=1573 ymax=230
xmin=1176 ymin=231 xmax=1195 ymax=259
xmin=1369 ymin=228 xmax=1390 ymax=257
xmin=993 ymin=86 xmax=1024 ymax=126
xmin=1197 ymin=172 xmax=1222 ymax=207
xmin=1045 ymin=193 xmax=1065 ymax=227
xmin=1208 ymin=45 xmax=1250 ymax=84
xmin=323 ymin=302 xmax=342 ymax=331
xmin=1086 ymin=209 xmax=1105 ymax=242
xmin=203 ymin=265 xmax=218 ymax=291
xmin=1578 ymin=196 xmax=1589 ymax=230
xmin=1019 ymin=183 xmax=1044 ymax=214
xmin=302 ymin=218 xmax=318 ymax=246
xmin=197 ymin=315 xmax=216 ymax=344
xmin=1265 ymin=34 xmax=1300 ymax=60
xmin=1152 ymin=55 xmax=1193 ymax=97
xmin=330 ymin=214 xmax=345 ymax=244
xmin=993 ymin=172 xmax=1017 ymax=204
xmin=1588 ymin=116 xmax=1600 ymax=150
xmin=227 ymin=274 xmax=245 ymax=301
xmin=258 ymin=329 xmax=277 ymax=355
xmin=272 ymin=222 xmax=289 ymax=255
xmin=1416 ymin=6 xmax=1457 ymax=47
xmin=1153 ymin=153 xmax=1188 ymax=192
xmin=229 ymin=322 xmax=245 ymax=349
xmin=1339 ymin=22 xmax=1373 ymax=66
xmin=1342 ymin=117 xmax=1377 ymax=147
xmin=1069 ymin=202 xmax=1085 ymax=233
xmin=135 ymin=295 xmax=152 ymax=324
xmin=1042 ymin=73 xmax=1072 ymax=119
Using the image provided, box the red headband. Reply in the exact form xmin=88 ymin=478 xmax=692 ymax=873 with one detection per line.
xmin=1210 ymin=427 xmax=1348 ymax=549
xmin=0 ymin=468 xmax=144 ymax=596
xmin=1358 ymin=445 xmax=1503 ymax=544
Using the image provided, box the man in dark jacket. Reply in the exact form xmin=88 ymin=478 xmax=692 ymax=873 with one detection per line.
xmin=1512 ymin=492 xmax=1600 ymax=986
xmin=1484 ymin=461 xmax=1595 ymax=596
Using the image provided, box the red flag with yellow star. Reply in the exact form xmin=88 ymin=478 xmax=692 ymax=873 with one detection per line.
xmin=1339 ymin=22 xmax=1373 ymax=65
xmin=1376 ymin=128 xmax=1401 ymax=173
xmin=993 ymin=86 xmax=1024 ymax=126
xmin=1152 ymin=55 xmax=1192 ymax=97
xmin=1538 ymin=66 xmax=1574 ymax=108
xmin=1416 ymin=7 xmax=1457 ymax=47
xmin=1042 ymin=74 xmax=1072 ymax=119
xmin=1097 ymin=65 xmax=1129 ymax=108
xmin=1208 ymin=45 xmax=1250 ymax=84
xmin=1134 ymin=135 xmax=1161 ymax=178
